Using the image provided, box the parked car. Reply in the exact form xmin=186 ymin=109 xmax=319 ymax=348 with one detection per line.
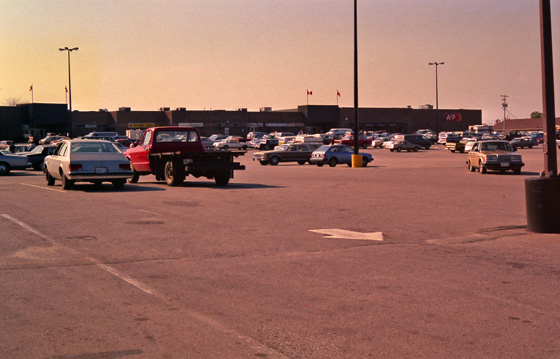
xmin=253 ymin=143 xmax=321 ymax=165
xmin=202 ymin=134 xmax=228 ymax=148
xmin=510 ymin=136 xmax=538 ymax=149
xmin=44 ymin=139 xmax=133 ymax=189
xmin=0 ymin=140 xmax=14 ymax=150
xmin=530 ymin=132 xmax=544 ymax=143
xmin=335 ymin=135 xmax=372 ymax=149
xmin=22 ymin=145 xmax=57 ymax=170
xmin=309 ymin=144 xmax=373 ymax=167
xmin=38 ymin=135 xmax=69 ymax=145
xmin=466 ymin=140 xmax=524 ymax=174
xmin=213 ymin=139 xmax=248 ymax=150
xmin=464 ymin=139 xmax=477 ymax=152
xmin=326 ymin=128 xmax=353 ymax=137
xmin=388 ymin=140 xmax=420 ymax=152
xmin=0 ymin=151 xmax=30 ymax=175
xmin=394 ymin=134 xmax=431 ymax=149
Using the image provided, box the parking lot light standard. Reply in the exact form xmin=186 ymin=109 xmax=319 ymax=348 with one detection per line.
xmin=59 ymin=47 xmax=78 ymax=137
xmin=429 ymin=61 xmax=444 ymax=140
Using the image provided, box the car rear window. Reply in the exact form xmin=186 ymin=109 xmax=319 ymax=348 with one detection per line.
xmin=71 ymin=142 xmax=119 ymax=153
xmin=155 ymin=130 xmax=199 ymax=143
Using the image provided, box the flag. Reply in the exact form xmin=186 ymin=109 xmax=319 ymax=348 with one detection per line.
xmin=337 ymin=91 xmax=341 ymax=97
xmin=29 ymin=85 xmax=33 ymax=91
xmin=65 ymin=86 xmax=68 ymax=93
xmin=307 ymin=90 xmax=313 ymax=95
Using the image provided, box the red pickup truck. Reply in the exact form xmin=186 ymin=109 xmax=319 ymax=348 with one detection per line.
xmin=124 ymin=126 xmax=245 ymax=186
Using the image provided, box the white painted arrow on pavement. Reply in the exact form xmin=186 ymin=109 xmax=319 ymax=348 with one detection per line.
xmin=309 ymin=229 xmax=383 ymax=241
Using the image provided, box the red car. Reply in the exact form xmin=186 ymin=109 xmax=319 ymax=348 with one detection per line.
xmin=334 ymin=135 xmax=372 ymax=149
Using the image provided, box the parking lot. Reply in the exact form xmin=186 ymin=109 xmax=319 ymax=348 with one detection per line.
xmin=1 ymin=145 xmax=559 ymax=358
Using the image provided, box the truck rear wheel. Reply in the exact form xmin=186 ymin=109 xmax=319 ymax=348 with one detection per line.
xmin=215 ymin=172 xmax=230 ymax=186
xmin=164 ymin=160 xmax=184 ymax=186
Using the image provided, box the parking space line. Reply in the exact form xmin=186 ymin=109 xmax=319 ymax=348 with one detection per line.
xmin=1 ymin=214 xmax=289 ymax=358
xmin=21 ymin=183 xmax=66 ymax=193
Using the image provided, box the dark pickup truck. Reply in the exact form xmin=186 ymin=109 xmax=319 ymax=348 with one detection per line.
xmin=124 ymin=126 xmax=244 ymax=186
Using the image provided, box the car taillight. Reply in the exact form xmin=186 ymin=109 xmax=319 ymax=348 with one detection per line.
xmin=120 ymin=163 xmax=131 ymax=170
xmin=69 ymin=164 xmax=82 ymax=171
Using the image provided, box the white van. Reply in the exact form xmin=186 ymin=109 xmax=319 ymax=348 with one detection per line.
xmin=326 ymin=128 xmax=353 ymax=136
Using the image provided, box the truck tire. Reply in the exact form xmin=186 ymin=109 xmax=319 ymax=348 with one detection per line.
xmin=128 ymin=164 xmax=140 ymax=183
xmin=396 ymin=147 xmax=402 ymax=152
xmin=112 ymin=179 xmax=126 ymax=189
xmin=215 ymin=172 xmax=230 ymax=186
xmin=164 ymin=160 xmax=184 ymax=186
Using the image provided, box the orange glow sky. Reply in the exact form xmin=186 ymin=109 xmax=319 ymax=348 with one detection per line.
xmin=1 ymin=0 xmax=559 ymax=125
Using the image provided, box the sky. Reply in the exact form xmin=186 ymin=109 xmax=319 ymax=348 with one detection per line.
xmin=1 ymin=0 xmax=559 ymax=125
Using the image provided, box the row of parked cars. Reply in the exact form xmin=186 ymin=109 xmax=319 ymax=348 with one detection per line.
xmin=252 ymin=143 xmax=373 ymax=167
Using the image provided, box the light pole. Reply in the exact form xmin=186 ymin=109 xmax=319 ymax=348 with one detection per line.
xmin=351 ymin=0 xmax=361 ymax=167
xmin=429 ymin=61 xmax=444 ymax=140
xmin=59 ymin=46 xmax=78 ymax=137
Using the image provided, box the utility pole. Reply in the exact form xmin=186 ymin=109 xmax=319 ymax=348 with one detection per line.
xmin=500 ymin=94 xmax=509 ymax=133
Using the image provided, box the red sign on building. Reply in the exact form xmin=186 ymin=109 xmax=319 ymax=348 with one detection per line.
xmin=444 ymin=113 xmax=462 ymax=122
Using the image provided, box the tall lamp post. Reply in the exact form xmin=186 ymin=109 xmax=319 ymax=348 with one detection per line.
xmin=59 ymin=47 xmax=78 ymax=137
xmin=351 ymin=0 xmax=362 ymax=167
xmin=428 ymin=62 xmax=444 ymax=140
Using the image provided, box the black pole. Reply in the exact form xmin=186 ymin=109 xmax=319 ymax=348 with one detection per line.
xmin=524 ymin=0 xmax=559 ymax=233
xmin=539 ymin=0 xmax=557 ymax=177
xmin=67 ymin=50 xmax=73 ymax=137
xmin=435 ymin=64 xmax=439 ymax=139
xmin=353 ymin=0 xmax=359 ymax=155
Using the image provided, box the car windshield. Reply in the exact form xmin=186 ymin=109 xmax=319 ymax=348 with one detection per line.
xmin=481 ymin=142 xmax=511 ymax=151
xmin=29 ymin=146 xmax=43 ymax=154
xmin=71 ymin=142 xmax=120 ymax=153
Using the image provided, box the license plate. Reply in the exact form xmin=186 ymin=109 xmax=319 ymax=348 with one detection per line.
xmin=183 ymin=159 xmax=193 ymax=165
xmin=500 ymin=162 xmax=509 ymax=167
xmin=95 ymin=167 xmax=108 ymax=174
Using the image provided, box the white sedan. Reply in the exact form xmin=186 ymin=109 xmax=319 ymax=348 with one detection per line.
xmin=44 ymin=139 xmax=133 ymax=190
xmin=213 ymin=139 xmax=248 ymax=150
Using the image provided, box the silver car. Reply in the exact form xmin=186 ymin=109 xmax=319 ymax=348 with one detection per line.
xmin=0 ymin=151 xmax=30 ymax=175
xmin=44 ymin=139 xmax=133 ymax=189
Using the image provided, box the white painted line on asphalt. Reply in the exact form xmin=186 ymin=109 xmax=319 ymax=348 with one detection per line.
xmin=94 ymin=261 xmax=155 ymax=295
xmin=310 ymin=228 xmax=384 ymax=241
xmin=21 ymin=183 xmax=66 ymax=193
xmin=1 ymin=214 xmax=290 ymax=358
xmin=1 ymin=213 xmax=155 ymax=295
xmin=1 ymin=214 xmax=52 ymax=241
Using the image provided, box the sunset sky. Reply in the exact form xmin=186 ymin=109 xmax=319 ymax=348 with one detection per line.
xmin=1 ymin=0 xmax=559 ymax=124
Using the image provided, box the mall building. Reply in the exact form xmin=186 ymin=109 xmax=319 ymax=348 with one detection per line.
xmin=0 ymin=103 xmax=481 ymax=141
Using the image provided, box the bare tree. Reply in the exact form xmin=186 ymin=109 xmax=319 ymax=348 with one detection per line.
xmin=4 ymin=97 xmax=22 ymax=106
